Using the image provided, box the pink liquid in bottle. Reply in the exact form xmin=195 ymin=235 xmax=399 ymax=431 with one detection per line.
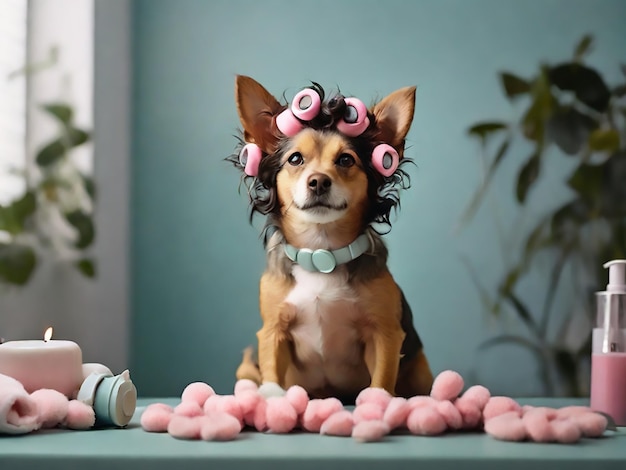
xmin=590 ymin=352 xmax=626 ymax=426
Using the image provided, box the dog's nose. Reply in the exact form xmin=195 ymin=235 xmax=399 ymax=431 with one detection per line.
xmin=307 ymin=173 xmax=332 ymax=196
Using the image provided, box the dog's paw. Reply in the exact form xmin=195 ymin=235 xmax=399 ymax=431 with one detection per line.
xmin=258 ymin=382 xmax=287 ymax=399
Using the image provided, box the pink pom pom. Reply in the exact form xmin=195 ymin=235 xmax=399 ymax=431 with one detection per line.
xmin=285 ymin=385 xmax=309 ymax=416
xmin=484 ymin=411 xmax=527 ymax=441
xmin=237 ymin=389 xmax=262 ymax=420
xmin=384 ymin=397 xmax=411 ymax=430
xmin=200 ymin=412 xmax=242 ymax=441
xmin=30 ymin=389 xmax=69 ymax=428
xmin=482 ymin=396 xmax=521 ymax=421
xmin=557 ymin=407 xmax=607 ymax=437
xmin=556 ymin=405 xmax=593 ymax=417
xmin=454 ymin=397 xmax=483 ymax=429
xmin=460 ymin=385 xmax=491 ymax=410
xmin=408 ymin=395 xmax=436 ymax=409
xmin=302 ymin=398 xmax=343 ymax=432
xmin=253 ymin=398 xmax=268 ymax=432
xmin=234 ymin=379 xmax=258 ymax=396
xmin=430 ymin=370 xmax=464 ymax=401
xmin=64 ymin=400 xmax=95 ymax=429
xmin=181 ymin=382 xmax=215 ymax=407
xmin=204 ymin=395 xmax=243 ymax=424
xmin=266 ymin=397 xmax=298 ymax=434
xmin=436 ymin=400 xmax=463 ymax=430
xmin=355 ymin=388 xmax=392 ymax=409
xmin=141 ymin=403 xmax=174 ymax=432
xmin=352 ymin=419 xmax=390 ymax=442
xmin=551 ymin=417 xmax=582 ymax=443
xmin=522 ymin=408 xmax=555 ymax=442
xmin=320 ymin=410 xmax=354 ymax=436
xmin=353 ymin=403 xmax=384 ymax=424
xmin=407 ymin=406 xmax=447 ymax=436
xmin=174 ymin=401 xmax=204 ymax=418
xmin=168 ymin=415 xmax=202 ymax=439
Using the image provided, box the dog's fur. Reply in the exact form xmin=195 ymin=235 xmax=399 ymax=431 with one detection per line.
xmin=230 ymin=76 xmax=433 ymax=402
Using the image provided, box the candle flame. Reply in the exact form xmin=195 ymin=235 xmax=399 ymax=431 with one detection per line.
xmin=44 ymin=327 xmax=53 ymax=342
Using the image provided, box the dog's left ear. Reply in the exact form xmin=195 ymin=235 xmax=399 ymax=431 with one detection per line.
xmin=372 ymin=86 xmax=416 ymax=152
xmin=235 ymin=75 xmax=284 ymax=154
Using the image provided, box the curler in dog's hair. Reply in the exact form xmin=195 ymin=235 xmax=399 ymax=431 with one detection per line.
xmin=276 ymin=109 xmax=304 ymax=137
xmin=336 ymin=97 xmax=370 ymax=137
xmin=276 ymin=88 xmax=322 ymax=137
xmin=291 ymin=88 xmax=321 ymax=121
xmin=371 ymin=144 xmax=399 ymax=177
xmin=239 ymin=143 xmax=263 ymax=177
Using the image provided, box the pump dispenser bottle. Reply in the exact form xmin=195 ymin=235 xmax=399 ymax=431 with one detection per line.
xmin=590 ymin=259 xmax=626 ymax=426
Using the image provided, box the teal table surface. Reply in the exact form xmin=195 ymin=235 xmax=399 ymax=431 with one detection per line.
xmin=1 ymin=398 xmax=625 ymax=470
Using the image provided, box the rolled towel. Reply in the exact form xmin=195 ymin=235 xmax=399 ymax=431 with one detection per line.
xmin=0 ymin=374 xmax=40 ymax=434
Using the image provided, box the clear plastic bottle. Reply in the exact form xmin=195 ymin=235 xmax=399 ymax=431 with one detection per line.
xmin=590 ymin=260 xmax=626 ymax=426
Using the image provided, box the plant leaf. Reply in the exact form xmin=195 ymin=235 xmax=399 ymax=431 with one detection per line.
xmin=546 ymin=106 xmax=596 ymax=155
xmin=516 ymin=151 xmax=541 ymax=204
xmin=0 ymin=243 xmax=37 ymax=285
xmin=36 ymin=139 xmax=65 ymax=166
xmin=500 ymin=72 xmax=531 ymax=99
xmin=588 ymin=128 xmax=620 ymax=152
xmin=573 ymin=34 xmax=593 ymax=62
xmin=80 ymin=173 xmax=96 ymax=200
xmin=41 ymin=103 xmax=73 ymax=125
xmin=65 ymin=127 xmax=90 ymax=147
xmin=550 ymin=199 xmax=589 ymax=243
xmin=567 ymin=162 xmax=603 ymax=200
xmin=457 ymin=139 xmax=511 ymax=228
xmin=467 ymin=122 xmax=508 ymax=142
xmin=11 ymin=191 xmax=36 ymax=230
xmin=75 ymin=258 xmax=96 ymax=278
xmin=521 ymin=80 xmax=555 ymax=142
xmin=549 ymin=63 xmax=611 ymax=112
xmin=64 ymin=210 xmax=95 ymax=249
xmin=613 ymin=84 xmax=626 ymax=97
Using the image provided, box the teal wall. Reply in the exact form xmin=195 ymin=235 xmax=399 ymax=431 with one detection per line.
xmin=130 ymin=0 xmax=626 ymax=397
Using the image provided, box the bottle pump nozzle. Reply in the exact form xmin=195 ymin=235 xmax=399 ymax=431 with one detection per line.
xmin=604 ymin=260 xmax=626 ymax=294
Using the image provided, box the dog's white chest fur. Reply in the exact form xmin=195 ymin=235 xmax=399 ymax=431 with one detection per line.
xmin=284 ymin=265 xmax=368 ymax=391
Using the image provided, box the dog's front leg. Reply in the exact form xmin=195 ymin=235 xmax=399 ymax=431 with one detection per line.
xmin=364 ymin=327 xmax=405 ymax=394
xmin=256 ymin=302 xmax=295 ymax=397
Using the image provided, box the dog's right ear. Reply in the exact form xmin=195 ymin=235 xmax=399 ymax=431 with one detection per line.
xmin=235 ymin=75 xmax=284 ymax=154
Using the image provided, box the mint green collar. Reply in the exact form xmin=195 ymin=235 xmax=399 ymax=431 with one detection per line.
xmin=283 ymin=233 xmax=370 ymax=273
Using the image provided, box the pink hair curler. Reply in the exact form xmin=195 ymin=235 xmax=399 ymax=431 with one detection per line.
xmin=291 ymin=88 xmax=321 ymax=121
xmin=336 ymin=97 xmax=370 ymax=137
xmin=371 ymin=144 xmax=399 ymax=177
xmin=239 ymin=143 xmax=263 ymax=177
xmin=276 ymin=88 xmax=322 ymax=137
xmin=276 ymin=109 xmax=304 ymax=137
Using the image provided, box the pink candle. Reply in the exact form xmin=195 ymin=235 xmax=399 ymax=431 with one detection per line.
xmin=0 ymin=327 xmax=83 ymax=398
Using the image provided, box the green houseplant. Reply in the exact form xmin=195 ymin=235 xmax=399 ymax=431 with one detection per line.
xmin=0 ymin=48 xmax=95 ymax=290
xmin=462 ymin=35 xmax=625 ymax=396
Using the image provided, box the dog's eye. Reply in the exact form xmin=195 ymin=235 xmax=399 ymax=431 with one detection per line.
xmin=336 ymin=154 xmax=355 ymax=168
xmin=287 ymin=152 xmax=304 ymax=166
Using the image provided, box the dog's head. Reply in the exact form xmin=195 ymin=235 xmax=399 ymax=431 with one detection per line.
xmin=229 ymin=75 xmax=416 ymax=243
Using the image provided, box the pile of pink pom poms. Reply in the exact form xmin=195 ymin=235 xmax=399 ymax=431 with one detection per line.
xmin=140 ymin=370 xmax=608 ymax=443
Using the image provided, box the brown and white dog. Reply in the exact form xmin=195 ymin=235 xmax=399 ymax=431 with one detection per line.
xmin=230 ymin=75 xmax=433 ymax=402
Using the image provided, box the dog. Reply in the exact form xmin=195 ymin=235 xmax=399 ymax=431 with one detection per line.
xmin=229 ymin=75 xmax=433 ymax=402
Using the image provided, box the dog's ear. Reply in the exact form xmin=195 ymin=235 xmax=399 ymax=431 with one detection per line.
xmin=235 ymin=75 xmax=284 ymax=154
xmin=372 ymin=86 xmax=416 ymax=152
